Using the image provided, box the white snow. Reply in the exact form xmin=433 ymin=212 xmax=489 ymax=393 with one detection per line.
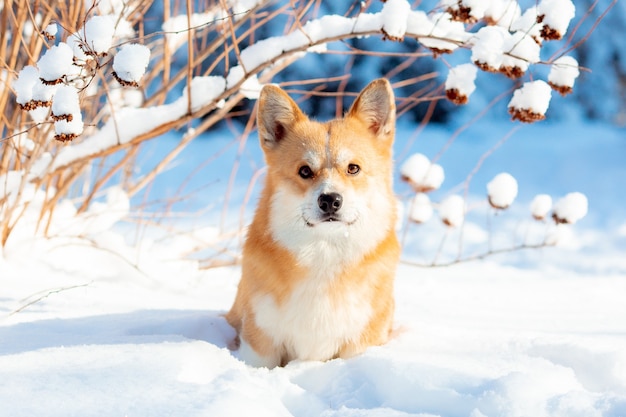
xmin=530 ymin=194 xmax=553 ymax=220
xmin=486 ymin=172 xmax=518 ymax=209
xmin=44 ymin=23 xmax=58 ymax=37
xmin=537 ymin=0 xmax=576 ymax=38
xmin=37 ymin=42 xmax=74 ymax=83
xmin=508 ymin=80 xmax=552 ymax=116
xmin=553 ymin=192 xmax=588 ymax=224
xmin=13 ymin=66 xmax=39 ymax=105
xmin=1 ymin=121 xmax=626 ymax=417
xmin=417 ymin=12 xmax=468 ymax=52
xmin=31 ymin=78 xmax=57 ymax=104
xmin=408 ymin=192 xmax=433 ymax=223
xmin=445 ymin=63 xmax=478 ymax=97
xmin=439 ymin=194 xmax=465 ymax=227
xmin=381 ymin=0 xmax=411 ymax=40
xmin=510 ymin=6 xmax=542 ymax=41
xmin=484 ymin=0 xmax=522 ymax=27
xmin=471 ymin=25 xmax=508 ymax=71
xmin=460 ymin=0 xmax=489 ymax=21
xmin=548 ymin=55 xmax=580 ymax=89
xmin=501 ymin=30 xmax=541 ymax=73
xmin=51 ymin=84 xmax=81 ymax=118
xmin=54 ymin=112 xmax=84 ymax=137
xmin=188 ymin=76 xmax=227 ymax=111
xmin=83 ymin=15 xmax=116 ymax=55
xmin=113 ymin=43 xmax=151 ymax=84
xmin=400 ymin=153 xmax=444 ymax=191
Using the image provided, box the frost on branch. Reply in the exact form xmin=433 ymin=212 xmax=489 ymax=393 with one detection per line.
xmin=445 ymin=63 xmax=477 ymax=105
xmin=548 ymin=56 xmax=580 ymax=96
xmin=552 ymin=192 xmax=588 ymax=225
xmin=112 ymin=44 xmax=151 ymax=87
xmin=400 ymin=153 xmax=444 ymax=192
xmin=487 ymin=172 xmax=518 ymax=210
xmin=508 ymin=80 xmax=552 ymax=123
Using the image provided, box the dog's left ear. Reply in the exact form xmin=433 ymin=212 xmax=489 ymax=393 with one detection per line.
xmin=348 ymin=78 xmax=396 ymax=140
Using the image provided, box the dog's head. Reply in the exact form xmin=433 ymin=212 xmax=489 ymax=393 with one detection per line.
xmin=256 ymin=79 xmax=397 ymax=265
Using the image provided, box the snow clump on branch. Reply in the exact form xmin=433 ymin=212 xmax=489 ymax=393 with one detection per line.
xmin=530 ymin=194 xmax=552 ymax=220
xmin=112 ymin=44 xmax=151 ymax=87
xmin=508 ymin=80 xmax=552 ymax=123
xmin=548 ymin=56 xmax=580 ymax=95
xmin=487 ymin=172 xmax=518 ymax=209
xmin=439 ymin=195 xmax=465 ymax=228
xmin=400 ymin=153 xmax=445 ymax=193
xmin=445 ymin=63 xmax=477 ymax=104
xmin=13 ymin=12 xmax=147 ymax=142
xmin=552 ymin=192 xmax=588 ymax=225
xmin=409 ymin=193 xmax=434 ymax=224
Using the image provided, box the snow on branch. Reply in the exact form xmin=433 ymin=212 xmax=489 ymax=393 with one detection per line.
xmin=20 ymin=0 xmax=583 ymax=178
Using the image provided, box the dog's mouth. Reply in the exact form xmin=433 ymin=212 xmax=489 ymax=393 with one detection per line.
xmin=304 ymin=214 xmax=356 ymax=228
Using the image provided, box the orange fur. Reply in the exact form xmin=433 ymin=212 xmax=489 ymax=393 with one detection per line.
xmin=225 ymin=79 xmax=400 ymax=368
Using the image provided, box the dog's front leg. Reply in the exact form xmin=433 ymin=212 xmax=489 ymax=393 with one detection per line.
xmin=237 ymin=316 xmax=282 ymax=368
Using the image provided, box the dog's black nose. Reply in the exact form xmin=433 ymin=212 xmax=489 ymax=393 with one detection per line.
xmin=318 ymin=192 xmax=343 ymax=214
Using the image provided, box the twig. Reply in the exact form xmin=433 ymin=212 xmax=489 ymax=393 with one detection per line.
xmin=403 ymin=241 xmax=555 ymax=268
xmin=8 ymin=282 xmax=93 ymax=317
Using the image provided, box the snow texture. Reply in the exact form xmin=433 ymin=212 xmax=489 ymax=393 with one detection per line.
xmin=188 ymin=76 xmax=227 ymax=111
xmin=485 ymin=0 xmax=521 ymax=27
xmin=471 ymin=26 xmax=508 ymax=70
xmin=409 ymin=192 xmax=433 ymax=223
xmin=537 ymin=0 xmax=576 ymax=37
xmin=508 ymin=80 xmax=552 ymax=115
xmin=548 ymin=55 xmax=580 ymax=88
xmin=37 ymin=42 xmax=74 ymax=83
xmin=502 ymin=30 xmax=540 ymax=72
xmin=400 ymin=153 xmax=444 ymax=191
xmin=52 ymin=85 xmax=81 ymax=118
xmin=1 ymin=121 xmax=626 ymax=417
xmin=113 ymin=44 xmax=151 ymax=84
xmin=54 ymin=113 xmax=84 ymax=136
xmin=13 ymin=66 xmax=39 ymax=105
xmin=553 ymin=192 xmax=589 ymax=224
xmin=530 ymin=194 xmax=553 ymax=220
xmin=445 ymin=63 xmax=478 ymax=97
xmin=83 ymin=15 xmax=116 ymax=55
xmin=487 ymin=172 xmax=518 ymax=209
xmin=44 ymin=23 xmax=58 ymax=37
xmin=381 ymin=0 xmax=411 ymax=40
xmin=439 ymin=194 xmax=465 ymax=227
xmin=416 ymin=12 xmax=468 ymax=52
xmin=510 ymin=6 xmax=542 ymax=41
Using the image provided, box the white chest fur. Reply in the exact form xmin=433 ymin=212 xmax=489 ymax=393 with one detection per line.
xmin=253 ymin=273 xmax=372 ymax=361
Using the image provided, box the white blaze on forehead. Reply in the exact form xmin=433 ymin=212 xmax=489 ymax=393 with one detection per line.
xmin=335 ymin=148 xmax=354 ymax=167
xmin=304 ymin=149 xmax=322 ymax=170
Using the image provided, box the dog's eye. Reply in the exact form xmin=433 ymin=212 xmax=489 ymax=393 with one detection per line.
xmin=347 ymin=164 xmax=360 ymax=175
xmin=298 ymin=165 xmax=314 ymax=179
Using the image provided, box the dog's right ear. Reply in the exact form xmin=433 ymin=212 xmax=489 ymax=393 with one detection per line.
xmin=257 ymin=85 xmax=305 ymax=150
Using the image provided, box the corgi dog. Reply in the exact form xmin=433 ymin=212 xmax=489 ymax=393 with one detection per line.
xmin=225 ymin=79 xmax=400 ymax=368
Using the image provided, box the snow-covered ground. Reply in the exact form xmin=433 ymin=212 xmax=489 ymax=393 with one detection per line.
xmin=1 ymin=120 xmax=625 ymax=417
